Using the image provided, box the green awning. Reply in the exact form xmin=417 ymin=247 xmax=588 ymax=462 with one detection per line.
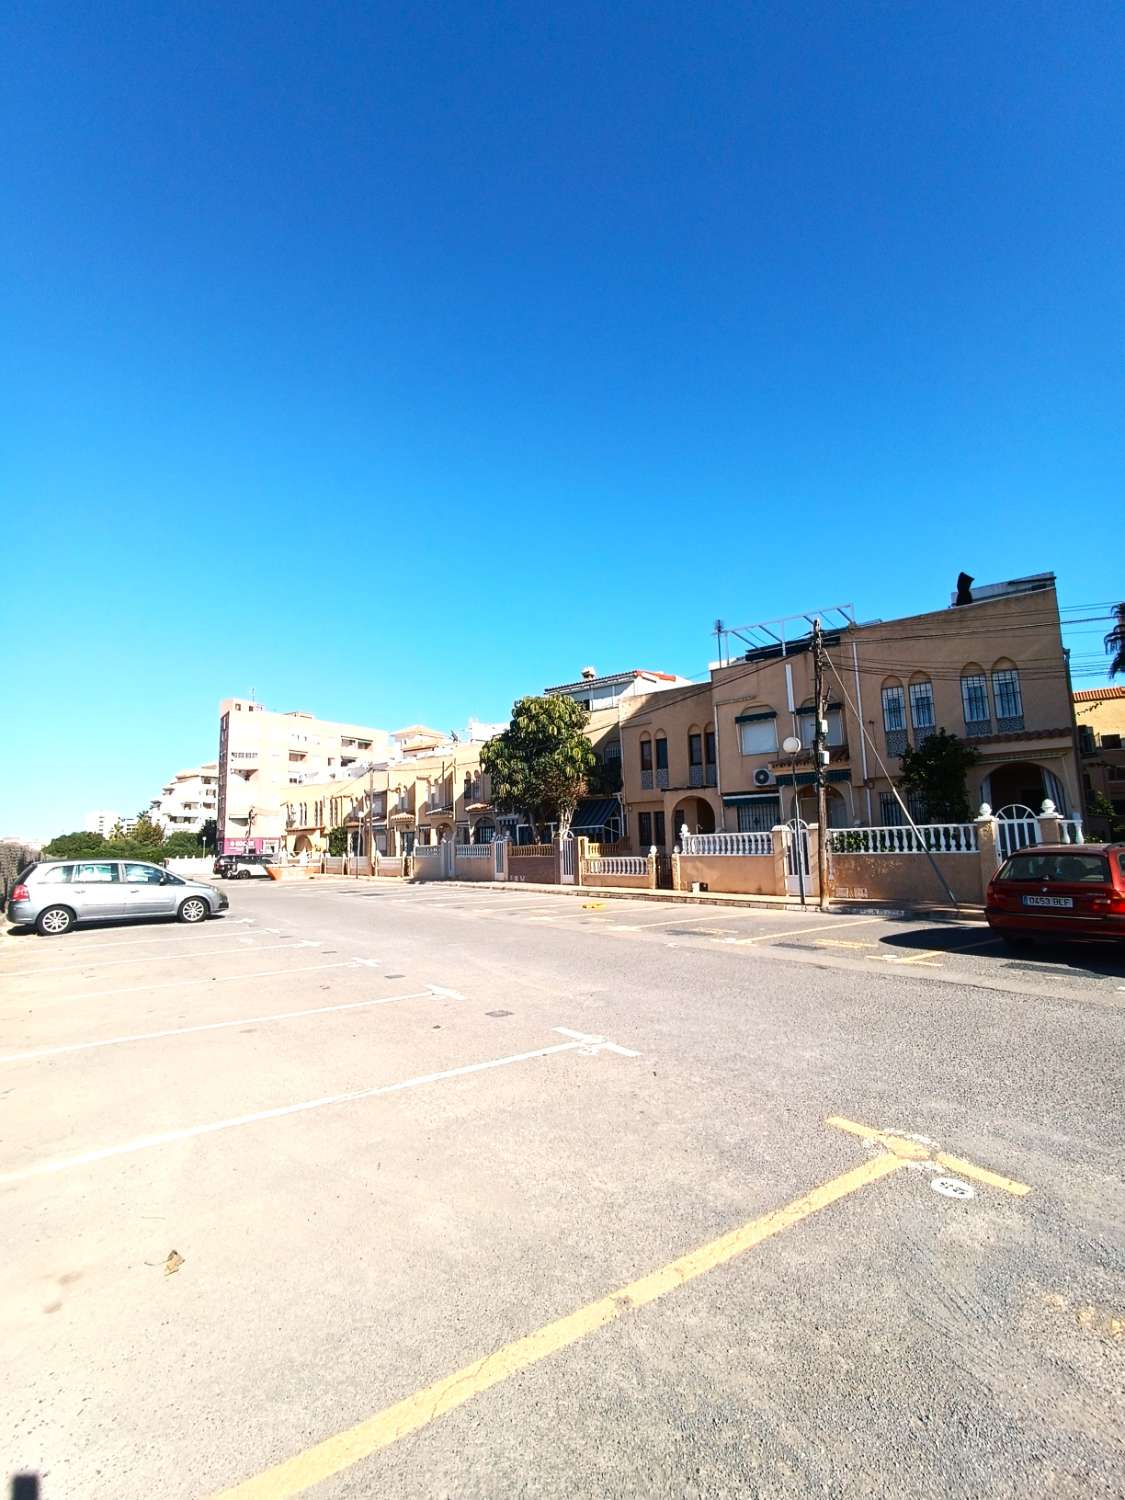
xmin=734 ymin=710 xmax=777 ymax=724
xmin=774 ymin=769 xmax=851 ymax=788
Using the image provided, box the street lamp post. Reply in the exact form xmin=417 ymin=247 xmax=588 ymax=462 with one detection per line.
xmin=781 ymin=736 xmax=806 ymax=907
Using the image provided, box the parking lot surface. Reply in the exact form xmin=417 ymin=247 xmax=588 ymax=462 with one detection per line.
xmin=3 ymin=879 xmax=1123 ymax=1498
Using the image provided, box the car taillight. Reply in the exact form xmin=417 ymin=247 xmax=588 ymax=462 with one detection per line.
xmin=1092 ymin=893 xmax=1125 ymax=913
xmin=987 ymin=887 xmax=1007 ymax=909
xmin=10 ymin=883 xmax=29 ymax=902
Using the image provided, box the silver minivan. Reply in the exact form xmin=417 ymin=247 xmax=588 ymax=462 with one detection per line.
xmin=6 ymin=860 xmax=229 ymax=936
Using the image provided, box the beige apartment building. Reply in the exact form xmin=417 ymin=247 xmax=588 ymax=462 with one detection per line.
xmin=1074 ymin=685 xmax=1125 ymax=832
xmin=621 ymin=573 xmax=1081 ymax=847
xmin=217 ymin=698 xmax=390 ymax=854
xmin=283 ymin=724 xmax=512 ymax=857
xmin=149 ymin=762 xmax=218 ymax=834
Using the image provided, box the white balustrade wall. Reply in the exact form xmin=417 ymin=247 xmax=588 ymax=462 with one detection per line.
xmin=586 ymin=855 xmax=648 ymax=877
xmin=681 ymin=831 xmax=774 ymax=858
xmin=825 ymin=824 xmax=978 ymax=855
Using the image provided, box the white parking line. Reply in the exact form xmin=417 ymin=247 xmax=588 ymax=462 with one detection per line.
xmin=0 ymin=1026 xmax=640 ymax=1185
xmin=730 ymin=916 xmax=888 ymax=945
xmin=0 ymin=939 xmax=319 ymax=979
xmin=0 ymin=924 xmax=258 ymax=960
xmin=0 ymin=989 xmax=434 ymax=1064
xmin=40 ymin=959 xmax=360 ymax=1007
xmin=606 ymin=909 xmax=736 ymax=932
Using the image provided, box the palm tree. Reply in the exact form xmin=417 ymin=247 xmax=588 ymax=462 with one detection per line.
xmin=1106 ymin=603 xmax=1125 ymax=678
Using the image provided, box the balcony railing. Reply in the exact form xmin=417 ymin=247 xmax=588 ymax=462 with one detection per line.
xmin=640 ymin=769 xmax=654 ymax=790
xmin=885 ymin=729 xmax=908 ymax=758
xmin=655 ymin=768 xmax=669 ymax=790
xmin=964 ymin=718 xmax=992 ymax=738
xmin=687 ymin=764 xmax=719 ymax=788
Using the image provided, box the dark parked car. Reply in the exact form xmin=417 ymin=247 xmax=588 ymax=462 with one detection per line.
xmin=986 ymin=843 xmax=1125 ymax=945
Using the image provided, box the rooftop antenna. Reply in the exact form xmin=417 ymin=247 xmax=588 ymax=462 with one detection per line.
xmin=713 ymin=619 xmax=726 ymax=668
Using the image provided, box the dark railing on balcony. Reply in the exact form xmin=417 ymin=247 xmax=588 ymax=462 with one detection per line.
xmin=996 ymin=715 xmax=1025 ymax=734
xmin=655 ymin=768 xmax=669 ymax=790
xmin=640 ymin=769 xmax=654 ymax=790
xmin=885 ymin=729 xmax=909 ymax=758
xmin=689 ymin=764 xmax=704 ymax=788
xmin=963 ymin=719 xmax=992 ymax=738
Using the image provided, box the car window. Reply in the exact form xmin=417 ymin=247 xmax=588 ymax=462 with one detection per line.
xmin=1001 ymin=852 xmax=1109 ymax=884
xmin=1000 ymin=854 xmax=1052 ymax=882
xmin=38 ymin=865 xmax=72 ymax=884
xmin=73 ymin=862 xmax=120 ymax=883
xmin=1051 ymin=854 xmax=1111 ymax=883
xmin=124 ymin=863 xmax=164 ymax=884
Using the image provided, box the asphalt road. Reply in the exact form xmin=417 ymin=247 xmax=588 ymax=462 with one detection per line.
xmin=2 ymin=879 xmax=1123 ymax=1499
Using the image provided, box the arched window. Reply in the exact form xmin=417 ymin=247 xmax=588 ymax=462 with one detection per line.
xmin=960 ymin=664 xmax=990 ymax=730
xmin=908 ymin=675 xmax=935 ymax=735
xmin=881 ymin=679 xmax=907 ymax=757
xmin=640 ymin=735 xmax=653 ymax=787
xmin=688 ymin=725 xmax=704 ymax=786
xmin=991 ymin=660 xmax=1023 ymax=727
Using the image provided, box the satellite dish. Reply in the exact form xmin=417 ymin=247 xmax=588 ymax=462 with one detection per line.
xmin=782 ymin=736 xmax=802 ymax=754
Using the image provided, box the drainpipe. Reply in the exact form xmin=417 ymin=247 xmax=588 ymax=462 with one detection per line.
xmin=712 ymin=678 xmax=725 ymax=830
xmin=852 ymin=640 xmax=871 ymax=823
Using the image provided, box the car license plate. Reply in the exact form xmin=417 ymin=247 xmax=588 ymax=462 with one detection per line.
xmin=1022 ymin=895 xmax=1073 ymax=909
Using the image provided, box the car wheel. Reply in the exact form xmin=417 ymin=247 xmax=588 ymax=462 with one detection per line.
xmin=236 ymin=869 xmax=252 ymax=880
xmin=178 ymin=896 xmax=209 ymax=924
xmin=37 ymin=905 xmax=74 ymax=936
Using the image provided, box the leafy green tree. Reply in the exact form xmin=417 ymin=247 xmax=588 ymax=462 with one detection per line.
xmin=125 ymin=815 xmax=165 ymax=849
xmin=1105 ymin=603 xmax=1125 ymax=678
xmin=42 ymin=831 xmax=109 ymax=859
xmin=328 ymin=825 xmax=349 ymax=856
xmin=899 ymin=729 xmax=981 ymax=823
xmin=480 ymin=695 xmax=596 ymax=840
xmin=200 ymin=818 xmax=218 ymax=854
xmin=162 ymin=831 xmax=205 ymax=858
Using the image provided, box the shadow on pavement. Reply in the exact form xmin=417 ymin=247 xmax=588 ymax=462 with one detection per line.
xmin=875 ymin=922 xmax=1125 ymax=978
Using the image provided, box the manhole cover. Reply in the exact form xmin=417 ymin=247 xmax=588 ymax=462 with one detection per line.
xmin=931 ymin=1177 xmax=974 ymax=1200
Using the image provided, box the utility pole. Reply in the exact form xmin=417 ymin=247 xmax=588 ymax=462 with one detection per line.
xmin=367 ymin=765 xmax=375 ymax=875
xmin=813 ymin=620 xmax=830 ymax=911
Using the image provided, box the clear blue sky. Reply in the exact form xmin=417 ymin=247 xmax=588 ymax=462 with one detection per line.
xmin=3 ymin=1 xmax=1122 ymax=836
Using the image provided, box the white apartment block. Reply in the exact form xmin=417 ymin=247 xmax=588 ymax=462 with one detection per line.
xmin=216 ymin=698 xmax=390 ymax=853
xmin=149 ymin=762 xmax=219 ymax=834
xmin=85 ymin=810 xmax=126 ymax=837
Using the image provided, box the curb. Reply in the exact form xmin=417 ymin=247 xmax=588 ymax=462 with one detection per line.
xmin=389 ymin=878 xmax=987 ymax=923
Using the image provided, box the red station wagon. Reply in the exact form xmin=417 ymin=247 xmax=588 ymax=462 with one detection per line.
xmin=986 ymin=843 xmax=1125 ymax=945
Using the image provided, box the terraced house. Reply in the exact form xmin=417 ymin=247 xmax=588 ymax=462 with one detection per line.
xmin=620 ymin=573 xmax=1081 ymax=848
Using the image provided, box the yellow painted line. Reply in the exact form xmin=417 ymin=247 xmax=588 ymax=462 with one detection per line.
xmin=208 ymin=1153 xmax=905 ymax=1499
xmin=826 ymin=1116 xmax=1032 ymax=1197
xmin=732 ymin=915 xmax=887 ymax=945
xmin=931 ymin=1151 xmax=1032 ymax=1198
xmin=813 ymin=938 xmax=879 ymax=950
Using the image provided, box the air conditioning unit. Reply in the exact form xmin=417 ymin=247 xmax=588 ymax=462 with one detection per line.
xmin=753 ymin=767 xmax=776 ymax=788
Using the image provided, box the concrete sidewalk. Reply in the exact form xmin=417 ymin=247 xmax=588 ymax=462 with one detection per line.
xmin=370 ymin=875 xmax=987 ymax=923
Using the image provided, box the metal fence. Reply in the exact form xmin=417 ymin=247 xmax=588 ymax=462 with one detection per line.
xmin=455 ymin=844 xmax=493 ymax=859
